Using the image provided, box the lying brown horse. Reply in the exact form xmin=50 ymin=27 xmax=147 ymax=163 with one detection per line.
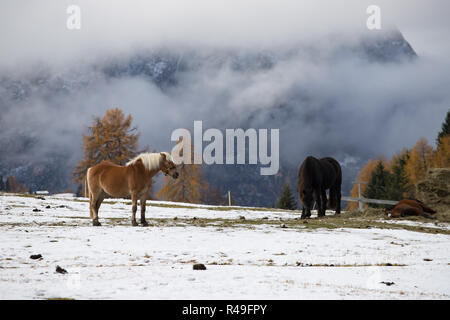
xmin=385 ymin=199 xmax=437 ymax=219
xmin=298 ymin=156 xmax=342 ymax=219
xmin=87 ymin=152 xmax=179 ymax=226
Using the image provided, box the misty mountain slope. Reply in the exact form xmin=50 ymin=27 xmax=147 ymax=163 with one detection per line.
xmin=359 ymin=29 xmax=417 ymax=62
xmin=0 ymin=29 xmax=445 ymax=206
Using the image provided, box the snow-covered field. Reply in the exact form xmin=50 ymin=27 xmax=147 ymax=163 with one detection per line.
xmin=0 ymin=193 xmax=449 ymax=299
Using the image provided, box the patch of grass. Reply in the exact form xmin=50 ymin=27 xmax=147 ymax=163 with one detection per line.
xmin=294 ymin=263 xmax=407 ymax=267
xmin=148 ymin=215 xmax=450 ymax=235
xmin=3 ymin=214 xmax=448 ymax=235
xmin=178 ymin=259 xmax=198 ymax=264
xmin=0 ymin=192 xmax=37 ymax=199
xmin=209 ymin=261 xmax=233 ymax=266
xmin=346 ymin=207 xmax=450 ymax=223
xmin=0 ymin=221 xmax=76 ymax=228
xmin=7 ymin=204 xmax=29 ymax=208
xmin=434 ymin=209 xmax=450 ymax=223
xmin=143 ymin=201 xmax=296 ymax=214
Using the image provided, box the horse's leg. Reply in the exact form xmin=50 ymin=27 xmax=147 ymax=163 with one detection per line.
xmin=421 ymin=204 xmax=436 ymax=214
xmin=421 ymin=212 xmax=436 ymax=220
xmin=301 ymin=206 xmax=307 ymax=219
xmin=89 ymin=190 xmax=99 ymax=226
xmin=89 ymin=191 xmax=94 ymax=219
xmin=314 ymin=189 xmax=322 ymax=217
xmin=319 ymin=188 xmax=327 ymax=217
xmin=314 ymin=190 xmax=321 ymax=217
xmin=335 ymin=185 xmax=341 ymax=214
xmin=95 ymin=193 xmax=105 ymax=216
xmin=131 ymin=193 xmax=138 ymax=226
xmin=140 ymin=194 xmax=148 ymax=226
xmin=92 ymin=192 xmax=104 ymax=226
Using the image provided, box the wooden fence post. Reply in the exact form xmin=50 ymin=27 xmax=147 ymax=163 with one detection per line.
xmin=354 ymin=181 xmax=367 ymax=212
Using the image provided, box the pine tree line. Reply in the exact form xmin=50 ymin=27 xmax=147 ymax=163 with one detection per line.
xmin=362 ymin=155 xmax=412 ymax=208
xmin=0 ymin=175 xmax=29 ymax=193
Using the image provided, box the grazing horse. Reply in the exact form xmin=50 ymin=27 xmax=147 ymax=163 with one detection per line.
xmin=298 ymin=156 xmax=342 ymax=219
xmin=87 ymin=152 xmax=179 ymax=226
xmin=385 ymin=199 xmax=436 ymax=219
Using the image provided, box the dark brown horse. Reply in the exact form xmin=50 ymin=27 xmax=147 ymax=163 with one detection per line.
xmin=298 ymin=156 xmax=342 ymax=219
xmin=385 ymin=199 xmax=436 ymax=219
xmin=87 ymin=152 xmax=179 ymax=226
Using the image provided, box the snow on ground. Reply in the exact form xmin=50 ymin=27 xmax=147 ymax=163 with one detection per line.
xmin=0 ymin=193 xmax=449 ymax=299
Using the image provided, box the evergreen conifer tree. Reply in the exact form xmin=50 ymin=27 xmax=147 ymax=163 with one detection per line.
xmin=387 ymin=152 xmax=412 ymax=200
xmin=436 ymin=109 xmax=450 ymax=146
xmin=363 ymin=160 xmax=390 ymax=208
xmin=277 ymin=182 xmax=297 ymax=210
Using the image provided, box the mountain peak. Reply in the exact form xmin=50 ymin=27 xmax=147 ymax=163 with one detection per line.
xmin=359 ymin=29 xmax=417 ymax=62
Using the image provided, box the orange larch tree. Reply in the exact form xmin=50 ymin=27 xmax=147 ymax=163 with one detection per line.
xmin=347 ymin=158 xmax=382 ymax=210
xmin=156 ymin=142 xmax=207 ymax=204
xmin=432 ymin=135 xmax=450 ymax=168
xmin=5 ymin=175 xmax=29 ymax=193
xmin=404 ymin=138 xmax=434 ymax=185
xmin=73 ymin=108 xmax=143 ymax=185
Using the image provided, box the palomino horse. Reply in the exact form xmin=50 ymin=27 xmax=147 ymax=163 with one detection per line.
xmin=298 ymin=156 xmax=342 ymax=219
xmin=87 ymin=152 xmax=179 ymax=226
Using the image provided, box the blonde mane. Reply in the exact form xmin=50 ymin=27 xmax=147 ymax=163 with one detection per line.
xmin=126 ymin=152 xmax=173 ymax=171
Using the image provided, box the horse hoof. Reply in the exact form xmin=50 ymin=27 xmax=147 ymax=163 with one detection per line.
xmin=131 ymin=221 xmax=138 ymax=226
xmin=93 ymin=220 xmax=101 ymax=226
xmin=141 ymin=221 xmax=149 ymax=227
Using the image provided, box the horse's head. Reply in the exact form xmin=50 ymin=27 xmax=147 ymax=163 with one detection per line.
xmin=300 ymin=187 xmax=314 ymax=210
xmin=160 ymin=152 xmax=179 ymax=179
xmin=385 ymin=208 xmax=393 ymax=217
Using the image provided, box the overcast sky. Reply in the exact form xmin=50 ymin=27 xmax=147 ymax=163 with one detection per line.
xmin=1 ymin=0 xmax=449 ymax=68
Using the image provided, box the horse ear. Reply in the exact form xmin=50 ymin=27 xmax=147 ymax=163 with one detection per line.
xmin=160 ymin=152 xmax=166 ymax=160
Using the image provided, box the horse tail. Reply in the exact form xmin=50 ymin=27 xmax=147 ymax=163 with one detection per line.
xmin=86 ymin=168 xmax=92 ymax=195
xmin=86 ymin=168 xmax=92 ymax=218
